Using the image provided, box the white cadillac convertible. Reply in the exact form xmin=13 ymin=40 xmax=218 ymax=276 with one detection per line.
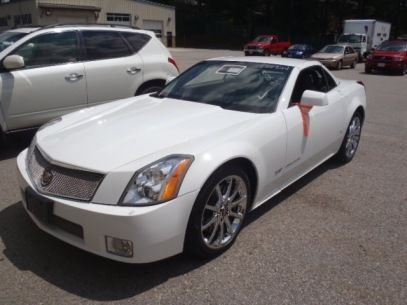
xmin=17 ymin=57 xmax=366 ymax=263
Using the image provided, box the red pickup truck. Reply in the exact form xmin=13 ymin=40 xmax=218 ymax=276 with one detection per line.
xmin=244 ymin=35 xmax=291 ymax=56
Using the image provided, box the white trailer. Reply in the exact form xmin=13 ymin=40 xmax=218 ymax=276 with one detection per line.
xmin=337 ymin=19 xmax=391 ymax=58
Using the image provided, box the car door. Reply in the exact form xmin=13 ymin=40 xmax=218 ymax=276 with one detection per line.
xmin=0 ymin=31 xmax=87 ymax=131
xmin=281 ymin=66 xmax=346 ymax=180
xmin=81 ymin=30 xmax=144 ymax=106
xmin=344 ymin=47 xmax=355 ymax=65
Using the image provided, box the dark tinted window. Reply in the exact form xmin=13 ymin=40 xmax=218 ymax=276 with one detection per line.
xmin=0 ymin=31 xmax=27 ymax=52
xmin=290 ymin=67 xmax=330 ymax=105
xmin=13 ymin=31 xmax=79 ymax=68
xmin=122 ymin=32 xmax=151 ymax=53
xmin=82 ymin=31 xmax=131 ymax=60
xmin=319 ymin=67 xmax=337 ymax=90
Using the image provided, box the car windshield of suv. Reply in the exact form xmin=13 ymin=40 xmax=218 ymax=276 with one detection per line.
xmin=289 ymin=44 xmax=306 ymax=51
xmin=376 ymin=42 xmax=407 ymax=51
xmin=320 ymin=45 xmax=344 ymax=53
xmin=254 ymin=36 xmax=271 ymax=43
xmin=0 ymin=32 xmax=27 ymax=52
xmin=338 ymin=34 xmax=362 ymax=43
xmin=156 ymin=61 xmax=293 ymax=113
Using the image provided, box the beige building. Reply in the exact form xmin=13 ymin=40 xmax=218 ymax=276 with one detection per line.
xmin=0 ymin=0 xmax=176 ymax=46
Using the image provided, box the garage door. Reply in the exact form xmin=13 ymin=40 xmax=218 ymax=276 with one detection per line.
xmin=57 ymin=16 xmax=88 ymax=24
xmin=143 ymin=20 xmax=163 ymax=41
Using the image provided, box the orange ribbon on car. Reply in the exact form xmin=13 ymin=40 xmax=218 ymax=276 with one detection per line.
xmin=298 ymin=104 xmax=312 ymax=137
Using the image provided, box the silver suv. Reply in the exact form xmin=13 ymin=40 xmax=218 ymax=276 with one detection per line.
xmin=0 ymin=25 xmax=179 ymax=133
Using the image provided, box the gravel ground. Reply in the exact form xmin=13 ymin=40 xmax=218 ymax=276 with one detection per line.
xmin=0 ymin=48 xmax=406 ymax=305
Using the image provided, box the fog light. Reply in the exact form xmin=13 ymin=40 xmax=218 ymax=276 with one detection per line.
xmin=105 ymin=236 xmax=133 ymax=257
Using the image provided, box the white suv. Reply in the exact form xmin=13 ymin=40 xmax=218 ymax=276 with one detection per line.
xmin=0 ymin=25 xmax=179 ymax=133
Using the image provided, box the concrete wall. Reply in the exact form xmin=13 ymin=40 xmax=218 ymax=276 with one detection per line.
xmin=0 ymin=0 xmax=40 ymax=29
xmin=0 ymin=0 xmax=176 ymax=46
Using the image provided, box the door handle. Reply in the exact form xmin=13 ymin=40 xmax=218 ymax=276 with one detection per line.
xmin=65 ymin=73 xmax=84 ymax=82
xmin=126 ymin=67 xmax=141 ymax=75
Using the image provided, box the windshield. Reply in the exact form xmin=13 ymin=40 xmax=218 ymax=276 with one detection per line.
xmin=156 ymin=61 xmax=293 ymax=113
xmin=320 ymin=45 xmax=344 ymax=54
xmin=254 ymin=36 xmax=271 ymax=43
xmin=0 ymin=32 xmax=27 ymax=52
xmin=338 ymin=34 xmax=363 ymax=43
xmin=289 ymin=44 xmax=306 ymax=51
xmin=376 ymin=42 xmax=407 ymax=52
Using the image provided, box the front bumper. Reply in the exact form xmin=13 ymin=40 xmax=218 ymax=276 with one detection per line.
xmin=317 ymin=59 xmax=339 ymax=68
xmin=17 ymin=149 xmax=199 ymax=263
xmin=244 ymin=48 xmax=265 ymax=55
xmin=366 ymin=60 xmax=405 ymax=72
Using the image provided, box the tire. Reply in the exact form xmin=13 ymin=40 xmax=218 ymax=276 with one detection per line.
xmin=136 ymin=80 xmax=165 ymax=95
xmin=365 ymin=66 xmax=372 ymax=74
xmin=244 ymin=52 xmax=249 ymax=56
xmin=184 ymin=165 xmax=251 ymax=258
xmin=334 ymin=112 xmax=363 ymax=164
xmin=336 ymin=60 xmax=343 ymax=70
xmin=264 ymin=50 xmax=270 ymax=57
xmin=351 ymin=60 xmax=357 ymax=69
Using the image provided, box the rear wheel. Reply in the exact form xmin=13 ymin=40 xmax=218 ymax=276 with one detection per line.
xmin=334 ymin=112 xmax=363 ymax=163
xmin=185 ymin=165 xmax=250 ymax=258
xmin=136 ymin=80 xmax=165 ymax=95
xmin=264 ymin=50 xmax=270 ymax=56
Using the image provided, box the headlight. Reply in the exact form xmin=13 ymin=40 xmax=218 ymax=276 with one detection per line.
xmin=120 ymin=155 xmax=194 ymax=206
xmin=38 ymin=117 xmax=62 ymax=132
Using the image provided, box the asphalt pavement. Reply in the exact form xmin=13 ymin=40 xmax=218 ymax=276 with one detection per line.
xmin=0 ymin=48 xmax=406 ymax=305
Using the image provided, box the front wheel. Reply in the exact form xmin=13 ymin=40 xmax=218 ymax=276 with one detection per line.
xmin=264 ymin=50 xmax=270 ymax=56
xmin=351 ymin=60 xmax=357 ymax=69
xmin=336 ymin=60 xmax=343 ymax=70
xmin=334 ymin=112 xmax=363 ymax=163
xmin=185 ymin=166 xmax=251 ymax=258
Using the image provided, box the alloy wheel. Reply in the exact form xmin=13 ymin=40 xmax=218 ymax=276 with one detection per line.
xmin=345 ymin=116 xmax=361 ymax=159
xmin=200 ymin=175 xmax=248 ymax=249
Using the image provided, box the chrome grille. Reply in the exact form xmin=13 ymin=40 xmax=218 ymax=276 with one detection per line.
xmin=27 ymin=145 xmax=104 ymax=201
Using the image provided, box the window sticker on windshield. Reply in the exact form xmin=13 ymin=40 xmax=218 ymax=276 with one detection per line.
xmin=216 ymin=65 xmax=247 ymax=75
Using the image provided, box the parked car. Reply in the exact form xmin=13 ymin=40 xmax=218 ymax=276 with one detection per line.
xmin=17 ymin=57 xmax=366 ymax=263
xmin=244 ymin=34 xmax=291 ymax=56
xmin=365 ymin=40 xmax=407 ymax=75
xmin=0 ymin=27 xmax=40 ymax=52
xmin=281 ymin=43 xmax=316 ymax=59
xmin=0 ymin=25 xmax=179 ymax=134
xmin=311 ymin=44 xmax=358 ymax=69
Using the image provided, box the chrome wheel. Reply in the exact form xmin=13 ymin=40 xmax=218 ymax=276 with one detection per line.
xmin=201 ymin=175 xmax=248 ymax=249
xmin=345 ymin=116 xmax=361 ymax=159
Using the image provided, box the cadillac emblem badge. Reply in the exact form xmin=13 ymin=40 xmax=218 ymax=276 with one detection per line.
xmin=41 ymin=168 xmax=54 ymax=187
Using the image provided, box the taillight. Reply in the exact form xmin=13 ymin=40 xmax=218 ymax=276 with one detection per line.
xmin=168 ymin=57 xmax=179 ymax=72
xmin=357 ymin=80 xmax=365 ymax=87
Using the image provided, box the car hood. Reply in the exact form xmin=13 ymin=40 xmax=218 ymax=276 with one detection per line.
xmin=372 ymin=50 xmax=405 ymax=57
xmin=287 ymin=49 xmax=304 ymax=53
xmin=312 ymin=52 xmax=342 ymax=59
xmin=245 ymin=41 xmax=268 ymax=48
xmin=35 ymin=96 xmax=258 ymax=172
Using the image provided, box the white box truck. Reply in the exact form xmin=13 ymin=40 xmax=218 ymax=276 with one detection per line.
xmin=337 ymin=19 xmax=391 ymax=59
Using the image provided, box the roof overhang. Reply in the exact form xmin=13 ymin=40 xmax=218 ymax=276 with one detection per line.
xmin=38 ymin=3 xmax=101 ymax=12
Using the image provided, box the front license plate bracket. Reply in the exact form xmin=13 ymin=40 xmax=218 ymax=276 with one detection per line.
xmin=25 ymin=188 xmax=54 ymax=223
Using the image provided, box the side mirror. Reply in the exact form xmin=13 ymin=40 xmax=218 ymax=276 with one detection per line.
xmin=3 ymin=55 xmax=25 ymax=70
xmin=165 ymin=76 xmax=176 ymax=85
xmin=301 ymin=90 xmax=329 ymax=107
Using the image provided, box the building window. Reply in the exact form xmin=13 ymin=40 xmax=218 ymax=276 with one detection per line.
xmin=106 ymin=13 xmax=130 ymax=24
xmin=14 ymin=14 xmax=32 ymax=26
xmin=0 ymin=16 xmax=8 ymax=27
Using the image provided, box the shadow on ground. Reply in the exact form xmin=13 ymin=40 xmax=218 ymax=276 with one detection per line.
xmin=0 ymin=152 xmax=341 ymax=301
xmin=0 ymin=130 xmax=36 ymax=161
